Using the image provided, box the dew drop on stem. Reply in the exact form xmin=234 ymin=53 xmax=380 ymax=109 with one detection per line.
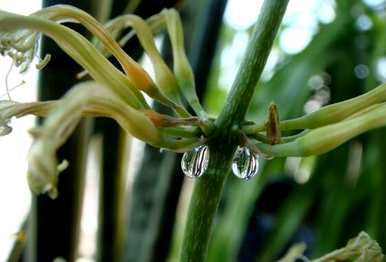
xmin=181 ymin=145 xmax=209 ymax=178
xmin=232 ymin=146 xmax=259 ymax=180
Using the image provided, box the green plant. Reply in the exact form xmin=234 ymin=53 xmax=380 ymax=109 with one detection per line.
xmin=0 ymin=0 xmax=385 ymax=261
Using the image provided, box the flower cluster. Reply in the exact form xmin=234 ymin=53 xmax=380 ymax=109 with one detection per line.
xmin=0 ymin=5 xmax=208 ymax=197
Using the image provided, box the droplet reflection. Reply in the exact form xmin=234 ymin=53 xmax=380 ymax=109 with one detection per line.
xmin=232 ymin=146 xmax=259 ymax=180
xmin=181 ymin=145 xmax=209 ymax=178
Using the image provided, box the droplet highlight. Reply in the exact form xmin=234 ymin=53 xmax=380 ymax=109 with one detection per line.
xmin=181 ymin=145 xmax=209 ymax=178
xmin=232 ymin=146 xmax=259 ymax=180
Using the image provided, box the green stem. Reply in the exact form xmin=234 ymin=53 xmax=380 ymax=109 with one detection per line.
xmin=180 ymin=141 xmax=235 ymax=262
xmin=216 ymin=0 xmax=289 ymax=128
xmin=180 ymin=0 xmax=289 ymax=261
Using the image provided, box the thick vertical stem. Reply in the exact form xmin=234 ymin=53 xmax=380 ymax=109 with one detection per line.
xmin=180 ymin=140 xmax=236 ymax=262
xmin=180 ymin=0 xmax=289 ymax=260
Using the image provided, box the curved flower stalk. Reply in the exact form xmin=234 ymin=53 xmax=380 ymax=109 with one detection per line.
xmin=0 ymin=100 xmax=53 ymax=133
xmin=104 ymin=14 xmax=182 ymax=105
xmin=92 ymin=8 xmax=208 ymax=118
xmin=243 ymin=83 xmax=386 ymax=134
xmin=30 ymin=5 xmax=190 ymax=116
xmin=256 ymin=102 xmax=386 ymax=156
xmin=28 ymin=82 xmax=161 ymax=198
xmin=244 ymin=83 xmax=386 ymax=157
xmin=116 ymin=14 xmax=165 ymax=52
xmin=0 ymin=85 xmax=204 ymax=150
xmin=162 ymin=9 xmax=208 ymax=119
xmin=0 ymin=9 xmax=147 ymax=109
xmin=78 ymin=13 xmax=165 ymax=74
xmin=33 ymin=5 xmax=159 ymax=94
xmin=0 ymin=81 xmax=203 ymax=198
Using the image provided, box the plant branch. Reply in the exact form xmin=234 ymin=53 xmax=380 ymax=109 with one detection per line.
xmin=180 ymin=0 xmax=289 ymax=261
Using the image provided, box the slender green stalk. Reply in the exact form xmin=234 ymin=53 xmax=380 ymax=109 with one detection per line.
xmin=180 ymin=0 xmax=289 ymax=260
xmin=256 ymin=102 xmax=386 ymax=157
xmin=242 ymin=83 xmax=386 ymax=134
xmin=216 ymin=0 xmax=289 ymax=128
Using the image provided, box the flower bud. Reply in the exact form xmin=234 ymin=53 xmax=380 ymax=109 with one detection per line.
xmin=27 ymin=139 xmax=62 ymax=199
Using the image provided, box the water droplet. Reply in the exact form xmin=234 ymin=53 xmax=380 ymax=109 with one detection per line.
xmin=181 ymin=145 xmax=209 ymax=178
xmin=0 ymin=124 xmax=12 ymax=136
xmin=232 ymin=147 xmax=259 ymax=180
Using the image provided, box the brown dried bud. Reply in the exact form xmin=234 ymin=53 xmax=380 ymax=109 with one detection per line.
xmin=266 ymin=102 xmax=282 ymax=145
